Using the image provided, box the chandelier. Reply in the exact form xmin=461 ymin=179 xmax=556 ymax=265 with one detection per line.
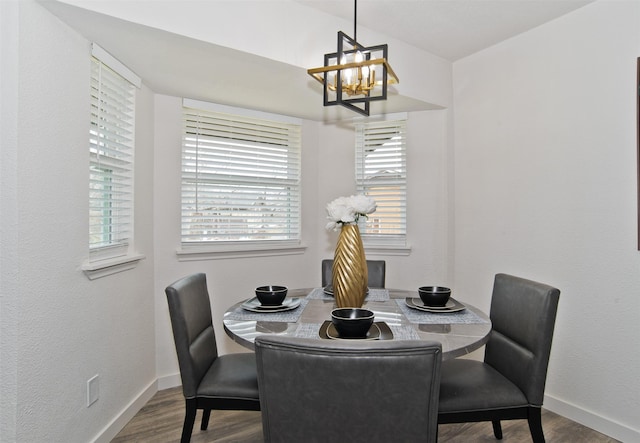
xmin=307 ymin=0 xmax=399 ymax=116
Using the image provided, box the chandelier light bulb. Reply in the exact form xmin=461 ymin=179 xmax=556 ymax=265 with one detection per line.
xmin=340 ymin=54 xmax=353 ymax=84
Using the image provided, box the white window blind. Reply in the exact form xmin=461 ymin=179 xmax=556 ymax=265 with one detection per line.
xmin=89 ymin=50 xmax=137 ymax=260
xmin=181 ymin=104 xmax=301 ymax=245
xmin=355 ymin=119 xmax=407 ymax=245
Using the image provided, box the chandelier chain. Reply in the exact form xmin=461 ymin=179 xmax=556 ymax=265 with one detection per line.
xmin=353 ymin=0 xmax=357 ymax=43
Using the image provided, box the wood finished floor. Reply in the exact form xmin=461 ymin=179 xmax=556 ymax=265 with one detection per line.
xmin=113 ymin=387 xmax=619 ymax=443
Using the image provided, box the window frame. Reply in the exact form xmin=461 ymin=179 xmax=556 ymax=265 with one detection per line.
xmin=177 ymin=99 xmax=306 ymax=260
xmin=82 ymin=43 xmax=144 ymax=279
xmin=355 ymin=115 xmax=410 ymax=255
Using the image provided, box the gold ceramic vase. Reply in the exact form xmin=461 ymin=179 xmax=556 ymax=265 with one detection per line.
xmin=332 ymin=223 xmax=368 ymax=308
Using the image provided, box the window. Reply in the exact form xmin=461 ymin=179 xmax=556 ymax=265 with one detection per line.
xmin=88 ymin=44 xmax=140 ymax=267
xmin=355 ymin=118 xmax=407 ymax=247
xmin=180 ymin=100 xmax=302 ymax=251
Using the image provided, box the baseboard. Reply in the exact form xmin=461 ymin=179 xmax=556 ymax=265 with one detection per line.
xmin=157 ymin=372 xmax=182 ymax=390
xmin=89 ymin=377 xmax=638 ymax=443
xmin=90 ymin=380 xmax=158 ymax=443
xmin=89 ymin=374 xmax=181 ymax=443
xmin=544 ymin=394 xmax=639 ymax=442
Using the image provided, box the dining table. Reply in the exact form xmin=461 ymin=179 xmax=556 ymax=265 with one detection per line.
xmin=223 ymin=287 xmax=492 ymax=360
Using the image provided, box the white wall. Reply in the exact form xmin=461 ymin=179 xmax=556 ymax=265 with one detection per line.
xmin=1 ymin=2 xmax=20 ymax=440
xmin=2 ymin=2 xmax=455 ymax=440
xmin=152 ymin=96 xmax=323 ymax=380
xmin=452 ymin=1 xmax=640 ymax=440
xmin=152 ymin=103 xmax=453 ymax=384
xmin=58 ymin=0 xmax=453 ymax=109
xmin=5 ymin=0 xmax=638 ymax=442
xmin=1 ymin=2 xmax=157 ymax=442
xmin=314 ymin=111 xmax=454 ymax=287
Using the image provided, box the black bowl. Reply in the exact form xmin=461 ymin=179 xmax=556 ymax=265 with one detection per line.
xmin=255 ymin=285 xmax=287 ymax=306
xmin=418 ymin=286 xmax=452 ymax=307
xmin=331 ymin=308 xmax=374 ymax=338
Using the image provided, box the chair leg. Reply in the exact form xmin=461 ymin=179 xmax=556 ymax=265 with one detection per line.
xmin=492 ymin=420 xmax=503 ymax=440
xmin=527 ymin=407 xmax=545 ymax=443
xmin=181 ymin=398 xmax=197 ymax=443
xmin=201 ymin=409 xmax=211 ymax=430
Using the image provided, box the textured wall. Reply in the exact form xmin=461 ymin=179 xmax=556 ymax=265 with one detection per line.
xmin=6 ymin=0 xmax=638 ymax=442
xmin=452 ymin=1 xmax=640 ymax=440
xmin=1 ymin=2 xmax=156 ymax=441
xmin=57 ymin=0 xmax=453 ymax=109
xmin=151 ymin=96 xmax=323 ymax=378
xmin=1 ymin=2 xmax=20 ymax=441
xmin=152 ymin=103 xmax=453 ymax=381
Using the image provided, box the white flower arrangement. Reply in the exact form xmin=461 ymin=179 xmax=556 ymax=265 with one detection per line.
xmin=325 ymin=194 xmax=377 ymax=231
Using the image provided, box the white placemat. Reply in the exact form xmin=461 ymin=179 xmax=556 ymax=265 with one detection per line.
xmin=225 ymin=298 xmax=309 ymax=323
xmin=387 ymin=324 xmax=422 ymax=340
xmin=306 ymin=287 xmax=390 ymax=302
xmin=293 ymin=322 xmax=325 ymax=339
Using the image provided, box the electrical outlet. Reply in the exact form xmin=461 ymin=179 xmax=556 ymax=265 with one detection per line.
xmin=87 ymin=375 xmax=99 ymax=407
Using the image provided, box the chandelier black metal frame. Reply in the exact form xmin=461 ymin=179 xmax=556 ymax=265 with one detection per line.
xmin=307 ymin=0 xmax=399 ymax=116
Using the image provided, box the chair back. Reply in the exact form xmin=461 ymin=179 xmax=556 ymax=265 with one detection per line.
xmin=321 ymin=259 xmax=386 ymax=288
xmin=255 ymin=336 xmax=441 ymax=443
xmin=485 ymin=273 xmax=560 ymax=406
xmin=165 ymin=273 xmax=219 ymax=399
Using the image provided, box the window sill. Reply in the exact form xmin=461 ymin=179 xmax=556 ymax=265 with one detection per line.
xmin=82 ymin=253 xmax=145 ymax=280
xmin=176 ymin=242 xmax=307 ymax=261
xmin=364 ymin=244 xmax=412 ymax=256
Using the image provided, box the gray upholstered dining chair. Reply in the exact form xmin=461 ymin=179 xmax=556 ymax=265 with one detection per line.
xmin=438 ymin=273 xmax=561 ymax=443
xmin=165 ymin=273 xmax=260 ymax=443
xmin=255 ymin=335 xmax=442 ymax=443
xmin=321 ymin=258 xmax=386 ymax=288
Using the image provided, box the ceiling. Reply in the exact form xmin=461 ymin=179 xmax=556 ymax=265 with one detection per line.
xmin=294 ymin=0 xmax=594 ymax=61
xmin=42 ymin=0 xmax=594 ymax=122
